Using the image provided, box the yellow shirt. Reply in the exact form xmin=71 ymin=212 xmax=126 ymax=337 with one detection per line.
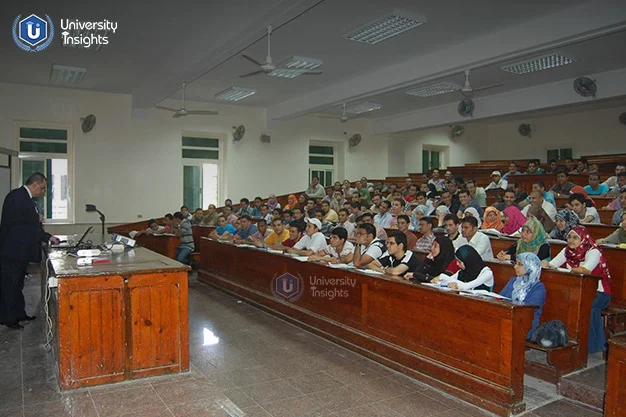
xmin=324 ymin=209 xmax=339 ymax=223
xmin=264 ymin=229 xmax=290 ymax=245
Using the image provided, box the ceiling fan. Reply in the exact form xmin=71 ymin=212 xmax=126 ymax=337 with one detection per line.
xmin=318 ymin=103 xmax=349 ymax=123
xmin=156 ymin=82 xmax=219 ymax=118
xmin=239 ymin=25 xmax=323 ymax=78
xmin=458 ymin=69 xmax=503 ymax=97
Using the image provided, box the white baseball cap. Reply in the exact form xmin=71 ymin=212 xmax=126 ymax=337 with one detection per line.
xmin=491 ymin=171 xmax=501 ymax=176
xmin=306 ymin=218 xmax=322 ymax=230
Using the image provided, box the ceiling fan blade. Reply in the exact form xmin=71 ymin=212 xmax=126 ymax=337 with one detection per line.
xmin=186 ymin=110 xmax=219 ymax=115
xmin=241 ymin=54 xmax=263 ymax=67
xmin=172 ymin=112 xmax=182 ymax=118
xmin=301 ymin=71 xmax=323 ymax=76
xmin=239 ymin=70 xmax=266 ymax=78
xmin=472 ymin=83 xmax=504 ymax=92
xmin=156 ymin=105 xmax=178 ymax=112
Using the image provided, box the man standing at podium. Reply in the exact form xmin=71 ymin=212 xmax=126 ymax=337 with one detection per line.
xmin=0 ymin=172 xmax=59 ymax=329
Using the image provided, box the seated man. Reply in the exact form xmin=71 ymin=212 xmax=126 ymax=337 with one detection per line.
xmin=460 ymin=217 xmax=493 ymax=260
xmin=457 ymin=189 xmax=485 ymax=219
xmin=485 ymin=171 xmax=508 ymax=191
xmin=444 ymin=170 xmax=454 ymax=182
xmin=466 ymin=179 xmax=487 ymax=207
xmin=306 ymin=176 xmax=326 ymax=199
xmin=521 ymin=190 xmax=557 ymax=221
xmin=133 ymin=219 xmax=164 ymax=238
xmin=396 ymin=214 xmax=417 ymax=250
xmin=373 ymin=201 xmax=394 ymax=228
xmin=607 ymin=172 xmax=626 ymax=197
xmin=172 ymin=211 xmax=194 ymax=264
xmin=222 ymin=205 xmax=238 ymax=226
xmin=401 ymin=177 xmax=412 ymax=196
xmin=304 ymin=198 xmax=317 ymax=219
xmin=248 ymin=219 xmax=271 ymax=243
xmin=337 ymin=208 xmax=355 ymax=238
xmin=320 ymin=201 xmax=339 ymax=223
xmin=352 ymin=223 xmax=386 ymax=267
xmin=360 ymin=212 xmax=388 ymax=242
xmin=550 ymin=169 xmax=577 ymax=197
xmin=233 ymin=215 xmax=258 ymax=243
xmin=524 ymin=160 xmax=544 ymax=175
xmin=348 ymin=201 xmax=363 ymax=223
xmin=435 ymin=190 xmax=461 ymax=218
xmin=258 ymin=204 xmax=273 ymax=224
xmin=250 ymin=197 xmax=263 ymax=219
xmin=520 ymin=181 xmax=556 ymax=208
xmin=280 ymin=223 xmax=304 ymax=248
xmin=570 ymin=158 xmax=589 ymax=174
xmin=313 ymin=209 xmax=334 ymax=237
xmin=414 ymin=191 xmax=435 ymax=215
xmin=544 ymin=159 xmax=559 ymax=174
xmin=494 ymin=189 xmax=522 ymax=212
xmin=180 ymin=206 xmax=192 ymax=220
xmin=607 ymin=187 xmax=626 ymax=226
xmin=201 ymin=204 xmax=220 ymax=226
xmin=564 ymin=157 xmax=576 ymax=173
xmin=308 ymin=227 xmax=354 ymax=264
xmin=584 ymin=173 xmax=609 ymax=197
xmin=370 ymin=194 xmax=383 ymax=213
xmin=261 ymin=218 xmax=291 ymax=248
xmin=603 ymin=164 xmax=626 ymax=189
xmin=282 ymin=210 xmax=293 ymax=225
xmin=508 ymin=181 xmax=528 ymax=203
xmin=502 ymin=162 xmax=521 ymax=181
xmin=403 ymin=184 xmax=418 ymax=204
xmin=444 ymin=214 xmax=467 ymax=249
xmin=414 ymin=217 xmax=436 ymax=252
xmin=162 ymin=213 xmax=174 ymax=233
xmin=287 ymin=218 xmax=327 ymax=256
xmin=569 ymin=193 xmax=600 ymax=224
xmin=428 ymin=169 xmax=445 ymax=191
xmin=367 ymin=232 xmax=419 ymax=277
xmin=237 ymin=198 xmax=253 ymax=217
xmin=190 ymin=208 xmax=205 ymax=225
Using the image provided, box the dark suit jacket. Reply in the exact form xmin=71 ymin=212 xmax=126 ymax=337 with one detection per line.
xmin=0 ymin=187 xmax=51 ymax=261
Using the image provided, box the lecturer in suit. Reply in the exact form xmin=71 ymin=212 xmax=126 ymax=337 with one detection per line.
xmin=0 ymin=172 xmax=59 ymax=329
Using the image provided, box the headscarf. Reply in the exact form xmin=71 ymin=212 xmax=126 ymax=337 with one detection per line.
xmin=511 ymin=253 xmax=542 ymax=302
xmin=528 ymin=205 xmax=555 ymax=233
xmin=267 ymin=194 xmax=279 ymax=210
xmin=413 ymin=235 xmax=456 ymax=278
xmin=565 ymin=226 xmax=611 ymax=287
xmin=463 ymin=207 xmax=482 ymax=228
xmin=436 ymin=205 xmax=451 ymax=216
xmin=570 ymin=186 xmax=596 ymax=207
xmin=516 ymin=217 xmax=548 ymax=255
xmin=503 ymin=206 xmax=526 ymax=235
xmin=410 ymin=205 xmax=428 ymax=229
xmin=550 ymin=209 xmax=579 ymax=241
xmin=285 ymin=194 xmax=297 ymax=210
xmin=455 ymin=245 xmax=488 ymax=289
xmin=481 ymin=207 xmax=503 ymax=231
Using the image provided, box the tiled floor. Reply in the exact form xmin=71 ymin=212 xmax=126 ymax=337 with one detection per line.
xmin=0 ymin=271 xmax=603 ymax=417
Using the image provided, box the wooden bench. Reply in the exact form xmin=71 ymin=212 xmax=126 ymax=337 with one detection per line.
xmin=605 ymin=335 xmax=626 ymax=417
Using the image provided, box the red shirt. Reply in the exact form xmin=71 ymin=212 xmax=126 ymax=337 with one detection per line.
xmin=281 ymin=238 xmax=297 ymax=248
xmin=404 ymin=195 xmax=417 ymax=203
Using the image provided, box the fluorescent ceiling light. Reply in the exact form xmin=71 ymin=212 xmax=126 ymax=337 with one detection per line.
xmin=500 ymin=53 xmax=574 ymax=74
xmin=345 ymin=101 xmax=382 ymax=114
xmin=268 ymin=56 xmax=323 ymax=79
xmin=214 ymin=86 xmax=256 ymax=102
xmin=406 ymin=82 xmax=462 ymax=97
xmin=49 ymin=64 xmax=87 ymax=85
xmin=343 ymin=11 xmax=426 ymax=45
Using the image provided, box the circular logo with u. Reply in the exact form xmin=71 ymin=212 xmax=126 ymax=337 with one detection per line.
xmin=13 ymin=14 xmax=55 ymax=52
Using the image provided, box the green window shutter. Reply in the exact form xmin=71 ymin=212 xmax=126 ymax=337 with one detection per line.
xmin=309 ymin=145 xmax=334 ymax=155
xmin=182 ymin=137 xmax=219 ymax=148
xmin=182 ymin=149 xmax=219 ymax=159
xmin=20 ymin=142 xmax=67 ymax=153
xmin=20 ymin=127 xmax=67 ymax=140
xmin=309 ymin=156 xmax=334 ymax=165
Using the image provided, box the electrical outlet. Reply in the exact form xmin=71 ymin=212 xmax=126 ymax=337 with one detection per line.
xmin=137 ymin=214 xmax=143 ymax=218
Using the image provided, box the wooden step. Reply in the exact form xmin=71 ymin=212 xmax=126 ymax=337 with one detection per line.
xmin=559 ymin=363 xmax=606 ymax=412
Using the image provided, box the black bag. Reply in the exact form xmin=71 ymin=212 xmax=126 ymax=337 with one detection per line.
xmin=530 ymin=320 xmax=569 ymax=347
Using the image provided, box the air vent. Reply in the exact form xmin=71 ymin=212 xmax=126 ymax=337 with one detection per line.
xmin=50 ymin=64 xmax=87 ymax=85
xmin=500 ymin=53 xmax=574 ymax=75
xmin=343 ymin=11 xmax=426 ymax=45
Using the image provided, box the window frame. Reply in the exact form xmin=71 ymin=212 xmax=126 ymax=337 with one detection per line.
xmin=181 ymin=131 xmax=225 ymax=208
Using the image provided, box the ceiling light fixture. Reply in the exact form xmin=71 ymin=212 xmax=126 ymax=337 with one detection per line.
xmin=406 ymin=82 xmax=462 ymax=97
xmin=343 ymin=11 xmax=426 ymax=45
xmin=345 ymin=101 xmax=382 ymax=114
xmin=268 ymin=56 xmax=323 ymax=79
xmin=500 ymin=53 xmax=574 ymax=75
xmin=214 ymin=86 xmax=257 ymax=102
xmin=49 ymin=64 xmax=87 ymax=85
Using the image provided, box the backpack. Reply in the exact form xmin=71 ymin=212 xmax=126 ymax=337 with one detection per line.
xmin=530 ymin=320 xmax=569 ymax=347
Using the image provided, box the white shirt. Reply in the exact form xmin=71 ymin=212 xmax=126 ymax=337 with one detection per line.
xmin=338 ymin=221 xmax=355 ymax=238
xmin=323 ymin=241 xmax=355 ymax=259
xmin=466 ymin=232 xmax=494 ymax=260
xmin=576 ymin=206 xmax=601 ymax=224
xmin=439 ymin=266 xmax=495 ymax=291
xmin=603 ymin=176 xmax=618 ymax=188
xmin=374 ymin=212 xmax=394 ymax=228
xmin=23 ymin=185 xmax=33 ymax=199
xmin=485 ymin=179 xmax=508 ymax=191
xmin=360 ymin=238 xmax=385 ymax=260
xmin=450 ymin=234 xmax=468 ymax=250
xmin=294 ymin=232 xmax=327 ymax=252
xmin=521 ymin=200 xmax=557 ymax=222
xmin=550 ymin=247 xmax=604 ymax=292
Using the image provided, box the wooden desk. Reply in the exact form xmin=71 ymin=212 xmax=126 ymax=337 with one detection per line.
xmin=197 ymin=238 xmax=533 ymax=416
xmin=605 ymin=336 xmax=626 ymax=417
xmin=134 ymin=234 xmax=179 ymax=259
xmin=48 ymin=246 xmax=190 ymax=389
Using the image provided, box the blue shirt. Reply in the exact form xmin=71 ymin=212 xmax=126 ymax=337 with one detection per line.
xmin=237 ymin=206 xmax=253 ymax=217
xmin=584 ymin=184 xmax=609 ymax=196
xmin=502 ymin=171 xmax=521 ymax=180
xmin=250 ymin=207 xmax=262 ymax=219
xmin=216 ymin=224 xmax=236 ymax=235
xmin=525 ymin=191 xmax=556 ymax=207
xmin=235 ymin=224 xmax=258 ymax=239
xmin=459 ymin=201 xmax=484 ymax=218
xmin=500 ymin=278 xmax=546 ymax=340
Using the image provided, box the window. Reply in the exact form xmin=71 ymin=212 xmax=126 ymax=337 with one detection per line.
xmin=309 ymin=143 xmax=335 ymax=187
xmin=17 ymin=124 xmax=72 ymax=222
xmin=422 ymin=150 xmax=441 ymax=172
xmin=547 ymin=148 xmax=573 ymax=161
xmin=182 ymin=134 xmax=222 ymax=209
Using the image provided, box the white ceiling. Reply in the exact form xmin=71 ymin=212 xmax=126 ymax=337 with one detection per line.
xmin=2 ymin=0 xmax=626 ymax=127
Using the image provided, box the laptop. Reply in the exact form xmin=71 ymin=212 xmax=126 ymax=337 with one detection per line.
xmin=51 ymin=226 xmax=94 ymax=249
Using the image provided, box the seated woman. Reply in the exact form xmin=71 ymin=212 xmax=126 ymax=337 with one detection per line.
xmin=542 ymin=226 xmax=611 ymax=354
xmin=432 ymin=245 xmax=494 ymax=291
xmin=549 ymin=209 xmax=580 ymax=241
xmin=284 ymin=194 xmax=298 ymax=211
xmin=481 ymin=207 xmax=504 ymax=232
xmin=597 ymin=211 xmax=626 ymax=245
xmin=463 ymin=207 xmax=482 ymax=228
xmin=410 ymin=205 xmax=428 ymax=230
xmin=497 ymin=217 xmax=550 ymax=262
xmin=499 ymin=253 xmax=546 ymax=340
xmin=405 ymin=236 xmax=456 ymax=282
xmin=502 ymin=206 xmax=526 ymax=236
xmin=267 ymin=194 xmax=281 ymax=211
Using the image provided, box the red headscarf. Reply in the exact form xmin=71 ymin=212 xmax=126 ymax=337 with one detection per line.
xmin=503 ymin=206 xmax=526 ymax=235
xmin=565 ymin=226 xmax=611 ymax=294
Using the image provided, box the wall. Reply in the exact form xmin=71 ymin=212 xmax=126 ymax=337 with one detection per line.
xmin=0 ymin=82 xmax=385 ymax=225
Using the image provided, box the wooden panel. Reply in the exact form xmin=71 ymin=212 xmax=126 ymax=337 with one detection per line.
xmin=605 ymin=336 xmax=626 ymax=417
xmin=127 ymin=272 xmax=189 ymax=378
xmin=58 ymin=276 xmax=125 ymax=389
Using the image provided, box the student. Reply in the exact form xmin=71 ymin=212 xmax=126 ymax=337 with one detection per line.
xmin=550 ymin=169 xmax=577 ymax=198
xmin=233 ymin=215 xmax=258 ymax=243
xmin=602 ymin=164 xmax=626 ymax=189
xmin=502 ymin=206 xmax=526 ymax=236
xmin=133 ymin=219 xmax=163 ymax=238
xmin=306 ymin=177 xmax=325 ymax=199
xmin=320 ymin=201 xmax=339 ymax=223
xmin=433 ymin=245 xmax=495 ymax=291
xmin=543 ymin=226 xmax=611 ymax=353
xmin=524 ymin=160 xmax=544 ymax=175
xmin=521 ymin=191 xmax=557 ymax=222
xmin=180 ymin=206 xmax=192 ymax=220
xmin=570 ymin=193 xmax=600 ymax=224
xmin=360 ymin=212 xmax=388 ymax=242
xmin=414 ymin=217 xmax=436 ymax=252
xmin=466 ymin=179 xmax=487 ymax=208
xmin=436 ymin=190 xmax=461 ymax=217
xmin=330 ymin=191 xmax=346 ymax=213
xmin=497 ymin=217 xmax=550 ymax=261
xmin=521 ymin=181 xmax=556 ymax=208
xmin=404 ymin=184 xmax=418 ymax=204
xmin=284 ymin=194 xmax=298 ymax=211
xmin=485 ymin=171 xmax=508 ymax=191
xmin=571 ymin=158 xmax=589 ymax=174
xmin=337 ymin=208 xmax=355 ymax=238
xmin=250 ymin=197 xmax=264 ymax=218
xmin=396 ymin=214 xmax=417 ymax=250
xmin=373 ymin=201 xmax=393 ymax=228
xmin=369 ymin=194 xmax=383 ymax=213
xmin=280 ymin=224 xmax=304 ymax=249
xmin=282 ymin=210 xmax=293 ymax=225
xmin=499 ymin=253 xmax=546 ymax=340
xmin=201 ymin=204 xmax=220 ymax=226
xmin=494 ymin=190 xmax=521 ymax=212
xmin=352 ymin=223 xmax=386 ymax=267
xmin=368 ymin=232 xmax=419 ymax=277
xmin=457 ymin=189 xmax=484 ymax=219
xmin=502 ymin=162 xmax=521 ymax=180
xmin=508 ymin=181 xmax=528 ymax=203
xmin=260 ymin=218 xmax=291 ymax=248
xmin=222 ymin=205 xmax=238 ymax=226
xmin=405 ymin=236 xmax=456 ymax=282
xmin=584 ymin=173 xmax=609 ymax=197
xmin=210 ymin=215 xmax=236 ymax=239
xmin=172 ymin=211 xmax=194 ymax=264
xmin=287 ymin=218 xmax=327 ymax=256
xmin=607 ymin=173 xmax=626 ymax=198
xmin=309 ymin=227 xmax=354 ymax=264
xmin=443 ymin=214 xmax=467 ymax=249
xmin=235 ymin=199 xmax=252 ymax=217
xmin=481 ymin=207 xmax=503 ymax=232
xmin=190 ymin=208 xmax=205 ymax=225
xmin=597 ymin=212 xmax=626 ymax=245
xmin=549 ymin=209 xmax=580 ymax=241
xmin=545 ymin=159 xmax=559 ymax=175
xmin=460 ymin=217 xmax=493 ymax=260
xmin=312 ymin=209 xmax=334 ymax=237
xmin=248 ymin=219 xmax=271 ymax=243
xmin=162 ymin=213 xmax=174 ymax=233
xmin=258 ymin=204 xmax=272 ymax=224
xmin=428 ymin=169 xmax=445 ymax=191
xmin=271 ymin=208 xmax=283 ymax=223
xmin=410 ymin=205 xmax=428 ymax=230
xmin=463 ymin=207 xmax=482 ymax=228
xmin=564 ymin=157 xmax=576 ymax=173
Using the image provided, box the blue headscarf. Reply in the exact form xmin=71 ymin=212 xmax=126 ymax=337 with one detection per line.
xmin=512 ymin=252 xmax=542 ymax=302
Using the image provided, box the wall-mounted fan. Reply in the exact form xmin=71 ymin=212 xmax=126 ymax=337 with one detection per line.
xmin=573 ymin=77 xmax=597 ymax=98
xmin=81 ymin=114 xmax=96 ymax=133
xmin=156 ymin=82 xmax=219 ymax=118
xmin=348 ymin=133 xmax=362 ymax=148
xmin=619 ymin=112 xmax=626 ymax=125
xmin=518 ymin=123 xmax=532 ymax=137
xmin=451 ymin=125 xmax=465 ymax=138
xmin=233 ymin=125 xmax=246 ymax=141
xmin=457 ymin=99 xmax=475 ymax=118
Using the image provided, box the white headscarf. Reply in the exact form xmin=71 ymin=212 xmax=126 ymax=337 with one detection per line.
xmin=464 ymin=207 xmax=482 ymax=228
